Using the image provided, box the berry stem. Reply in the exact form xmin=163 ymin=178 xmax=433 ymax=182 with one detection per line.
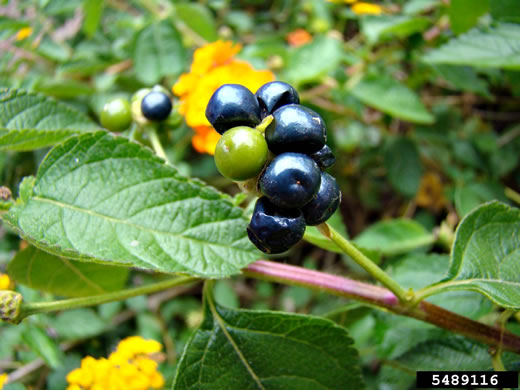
xmin=244 ymin=260 xmax=520 ymax=354
xmin=146 ymin=126 xmax=170 ymax=163
xmin=317 ymin=223 xmax=410 ymax=303
xmin=16 ymin=276 xmax=199 ymax=323
xmin=254 ymin=115 xmax=274 ymax=134
xmin=505 ymin=187 xmax=520 ymax=205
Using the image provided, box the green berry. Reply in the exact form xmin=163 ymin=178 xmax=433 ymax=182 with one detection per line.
xmin=214 ymin=126 xmax=268 ymax=181
xmin=131 ymin=88 xmax=151 ymax=125
xmin=131 ymin=88 xmax=152 ymax=105
xmin=101 ymin=98 xmax=132 ymax=132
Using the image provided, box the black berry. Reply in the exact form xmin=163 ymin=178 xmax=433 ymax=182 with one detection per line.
xmin=301 ymin=171 xmax=341 ymax=225
xmin=205 ymin=84 xmax=261 ymax=134
xmin=141 ymin=91 xmax=172 ymax=121
xmin=255 ymin=81 xmax=300 ymax=118
xmin=259 ymin=152 xmax=321 ymax=209
xmin=247 ymin=197 xmax=306 ymax=254
xmin=310 ymin=145 xmax=336 ymax=169
xmin=266 ymin=104 xmax=326 ymax=155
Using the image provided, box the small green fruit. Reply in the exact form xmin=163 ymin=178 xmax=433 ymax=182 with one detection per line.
xmin=131 ymin=88 xmax=151 ymax=125
xmin=214 ymin=126 xmax=268 ymax=181
xmin=101 ymin=98 xmax=132 ymax=132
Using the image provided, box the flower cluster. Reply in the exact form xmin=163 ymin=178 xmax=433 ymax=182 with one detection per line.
xmin=66 ymin=336 xmax=164 ymax=390
xmin=0 ymin=373 xmax=8 ymax=390
xmin=172 ymin=40 xmax=275 ymax=154
xmin=0 ymin=273 xmax=11 ymax=290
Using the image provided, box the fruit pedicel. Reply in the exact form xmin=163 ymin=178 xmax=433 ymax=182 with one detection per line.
xmin=206 ymin=81 xmax=341 ymax=254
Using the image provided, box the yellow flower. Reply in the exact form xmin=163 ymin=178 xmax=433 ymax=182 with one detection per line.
xmin=0 ymin=373 xmax=8 ymax=390
xmin=0 ymin=273 xmax=11 ymax=290
xmin=351 ymin=2 xmax=384 ymax=15
xmin=66 ymin=337 xmax=164 ymax=390
xmin=15 ymin=27 xmax=32 ymax=41
xmin=172 ymin=40 xmax=275 ymax=155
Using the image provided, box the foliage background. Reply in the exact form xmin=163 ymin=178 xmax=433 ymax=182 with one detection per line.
xmin=0 ymin=0 xmax=520 ymax=389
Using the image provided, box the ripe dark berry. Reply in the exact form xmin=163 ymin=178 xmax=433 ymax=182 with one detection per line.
xmin=255 ymin=81 xmax=300 ymax=118
xmin=247 ymin=197 xmax=306 ymax=254
xmin=301 ymin=171 xmax=341 ymax=226
xmin=259 ymin=152 xmax=321 ymax=209
xmin=266 ymin=104 xmax=327 ymax=155
xmin=310 ymin=145 xmax=336 ymax=169
xmin=101 ymin=98 xmax=132 ymax=132
xmin=214 ymin=126 xmax=268 ymax=181
xmin=141 ymin=91 xmax=172 ymax=121
xmin=205 ymin=84 xmax=261 ymax=134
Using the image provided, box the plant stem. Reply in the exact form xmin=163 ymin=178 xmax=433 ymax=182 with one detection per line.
xmin=505 ymin=187 xmax=520 ymax=206
xmin=18 ymin=276 xmax=199 ymax=321
xmin=244 ymin=260 xmax=520 ymax=354
xmin=317 ymin=223 xmax=410 ymax=303
xmin=147 ymin=126 xmax=170 ymax=163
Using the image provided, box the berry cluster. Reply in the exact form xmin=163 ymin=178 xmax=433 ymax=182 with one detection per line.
xmin=100 ymin=87 xmax=173 ymax=132
xmin=206 ymin=81 xmax=341 ymax=254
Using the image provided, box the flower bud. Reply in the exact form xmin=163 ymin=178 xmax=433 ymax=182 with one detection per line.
xmin=0 ymin=290 xmax=23 ymax=323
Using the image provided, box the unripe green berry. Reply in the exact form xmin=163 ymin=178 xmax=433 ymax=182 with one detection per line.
xmin=131 ymin=88 xmax=151 ymax=125
xmin=101 ymin=98 xmax=132 ymax=132
xmin=214 ymin=126 xmax=268 ymax=181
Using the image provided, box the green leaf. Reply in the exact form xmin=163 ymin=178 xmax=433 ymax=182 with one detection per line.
xmin=50 ymin=309 xmax=106 ymax=340
xmin=175 ymin=3 xmax=218 ymax=42
xmin=22 ymin=327 xmax=64 ymax=369
xmin=403 ymin=0 xmax=440 ymax=15
xmin=3 ymin=132 xmax=259 ymax=278
xmin=350 ymin=75 xmax=434 ymax=124
xmin=491 ymin=0 xmax=520 ymax=22
xmin=133 ymin=20 xmax=186 ymax=85
xmin=355 ymin=219 xmax=435 ymax=256
xmin=173 ymin=287 xmax=364 ymax=389
xmin=449 ymin=0 xmax=490 ymax=34
xmin=380 ymin=336 xmax=517 ymax=390
xmin=432 ymin=64 xmax=491 ymax=98
xmin=429 ymin=201 xmax=520 ymax=309
xmin=423 ymin=23 xmax=520 ymax=70
xmin=33 ymin=79 xmax=95 ymax=98
xmin=0 ymin=88 xmax=99 ymax=151
xmin=82 ymin=0 xmax=103 ymax=38
xmin=361 ymin=15 xmax=430 ymax=43
xmin=384 ymin=137 xmax=422 ymax=197
xmin=304 ymin=210 xmax=348 ymax=253
xmin=454 ymin=181 xmax=508 ymax=218
xmin=8 ymin=246 xmax=129 ymax=298
xmin=285 ymin=36 xmax=343 ymax=87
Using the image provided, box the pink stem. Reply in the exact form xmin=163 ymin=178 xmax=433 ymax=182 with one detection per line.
xmin=244 ymin=260 xmax=520 ymax=354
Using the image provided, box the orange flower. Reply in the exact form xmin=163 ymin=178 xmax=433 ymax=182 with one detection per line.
xmin=192 ymin=127 xmax=221 ymax=155
xmin=172 ymin=40 xmax=275 ymax=155
xmin=286 ymin=29 xmax=313 ymax=47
